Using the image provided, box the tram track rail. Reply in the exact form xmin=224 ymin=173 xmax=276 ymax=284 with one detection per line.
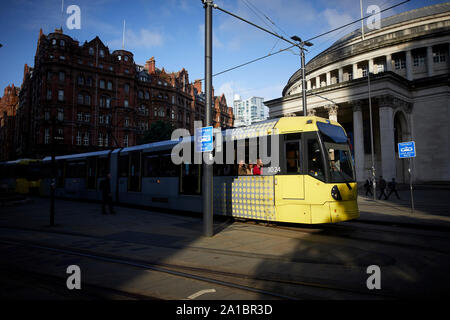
xmin=0 ymin=230 xmax=399 ymax=300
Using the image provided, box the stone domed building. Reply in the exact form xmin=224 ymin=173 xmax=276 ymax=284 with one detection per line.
xmin=265 ymin=2 xmax=450 ymax=184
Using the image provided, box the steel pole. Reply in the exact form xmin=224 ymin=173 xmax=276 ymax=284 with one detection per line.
xmin=203 ymin=0 xmax=213 ymax=237
xmin=409 ymin=158 xmax=414 ymax=213
xmin=50 ymin=117 xmax=55 ymax=226
xmin=301 ymin=46 xmax=307 ymax=116
xmin=368 ymin=72 xmax=376 ymax=201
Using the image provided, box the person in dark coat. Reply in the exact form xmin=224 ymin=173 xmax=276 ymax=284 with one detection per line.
xmin=385 ymin=178 xmax=400 ymax=200
xmin=378 ymin=176 xmax=387 ymax=200
xmin=100 ymin=173 xmax=115 ymax=214
xmin=364 ymin=177 xmax=373 ymax=196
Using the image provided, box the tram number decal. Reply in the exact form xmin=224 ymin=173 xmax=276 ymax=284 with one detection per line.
xmin=267 ymin=166 xmax=280 ymax=174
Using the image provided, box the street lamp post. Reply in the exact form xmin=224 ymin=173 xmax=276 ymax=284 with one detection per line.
xmin=367 ymin=72 xmax=376 ymax=201
xmin=291 ymin=36 xmax=313 ymax=117
xmin=203 ymin=0 xmax=214 ymax=237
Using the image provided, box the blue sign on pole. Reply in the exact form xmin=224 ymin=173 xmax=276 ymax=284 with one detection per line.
xmin=195 ymin=126 xmax=213 ymax=152
xmin=398 ymin=141 xmax=416 ymax=158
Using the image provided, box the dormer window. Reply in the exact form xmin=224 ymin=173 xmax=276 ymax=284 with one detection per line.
xmin=89 ymin=47 xmax=94 ymax=55
xmin=124 ymin=56 xmax=129 ymax=62
xmin=52 ymin=39 xmax=57 ymax=45
xmin=60 ymin=40 xmax=65 ymax=47
xmin=99 ymin=49 xmax=104 ymax=58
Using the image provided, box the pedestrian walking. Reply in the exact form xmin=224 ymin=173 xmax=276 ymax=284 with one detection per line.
xmin=364 ymin=177 xmax=373 ymax=196
xmin=100 ymin=173 xmax=115 ymax=214
xmin=378 ymin=176 xmax=387 ymax=200
xmin=385 ymin=178 xmax=401 ymax=200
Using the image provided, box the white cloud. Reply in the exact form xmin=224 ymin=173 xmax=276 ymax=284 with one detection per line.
xmin=322 ymin=8 xmax=354 ymax=30
xmin=108 ymin=28 xmax=163 ymax=50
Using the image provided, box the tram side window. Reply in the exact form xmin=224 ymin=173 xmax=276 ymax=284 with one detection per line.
xmin=97 ymin=158 xmax=109 ymax=177
xmin=143 ymin=153 xmax=160 ymax=177
xmin=119 ymin=156 xmax=129 ymax=177
xmin=57 ymin=161 xmax=65 ymax=187
xmin=66 ymin=161 xmax=86 ymax=178
xmin=160 ymin=154 xmax=177 ymax=177
xmin=307 ymin=138 xmax=325 ymax=181
xmin=285 ymin=141 xmax=301 ymax=174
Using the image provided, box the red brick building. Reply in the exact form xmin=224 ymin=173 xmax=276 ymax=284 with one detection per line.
xmin=13 ymin=28 xmax=234 ymax=160
xmin=0 ymin=84 xmax=19 ymax=161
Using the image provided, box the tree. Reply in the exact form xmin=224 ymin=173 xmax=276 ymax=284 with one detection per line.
xmin=139 ymin=120 xmax=174 ymax=144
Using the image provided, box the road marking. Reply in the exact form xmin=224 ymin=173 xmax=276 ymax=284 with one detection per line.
xmin=188 ymin=289 xmax=216 ymax=300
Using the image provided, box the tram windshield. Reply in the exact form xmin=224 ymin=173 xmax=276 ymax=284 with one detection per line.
xmin=317 ymin=122 xmax=356 ymax=183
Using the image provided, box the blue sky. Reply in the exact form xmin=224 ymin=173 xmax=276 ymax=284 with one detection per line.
xmin=0 ymin=0 xmax=446 ymax=105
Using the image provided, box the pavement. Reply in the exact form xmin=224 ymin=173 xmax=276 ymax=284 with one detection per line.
xmin=0 ymin=188 xmax=449 ymax=299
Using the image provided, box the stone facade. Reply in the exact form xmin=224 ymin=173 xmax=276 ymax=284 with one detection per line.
xmin=265 ymin=3 xmax=450 ymax=184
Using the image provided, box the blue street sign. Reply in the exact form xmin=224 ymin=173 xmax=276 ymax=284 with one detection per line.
xmin=195 ymin=126 xmax=213 ymax=152
xmin=398 ymin=141 xmax=416 ymax=158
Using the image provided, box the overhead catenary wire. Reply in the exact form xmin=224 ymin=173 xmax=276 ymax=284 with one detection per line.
xmin=203 ymin=0 xmax=410 ymax=81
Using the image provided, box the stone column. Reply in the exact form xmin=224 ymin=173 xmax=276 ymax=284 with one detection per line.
xmin=326 ymin=72 xmax=331 ymax=86
xmin=353 ymin=63 xmax=359 ymax=79
xmin=338 ymin=68 xmax=343 ymax=83
xmin=307 ymin=80 xmax=311 ymax=90
xmin=368 ymin=59 xmax=374 ymax=74
xmin=427 ymin=46 xmax=434 ymax=77
xmin=352 ymin=101 xmax=365 ymax=182
xmin=405 ymin=50 xmax=413 ymax=80
xmin=386 ymin=54 xmax=392 ymax=72
xmin=315 ymin=76 xmax=320 ymax=88
xmin=378 ymin=95 xmax=396 ymax=181
xmin=325 ymin=104 xmax=338 ymax=122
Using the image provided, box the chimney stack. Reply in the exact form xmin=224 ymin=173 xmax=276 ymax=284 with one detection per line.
xmin=145 ymin=57 xmax=156 ymax=73
xmin=194 ymin=79 xmax=202 ymax=93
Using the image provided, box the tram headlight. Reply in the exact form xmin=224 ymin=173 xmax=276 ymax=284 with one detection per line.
xmin=331 ymin=185 xmax=342 ymax=201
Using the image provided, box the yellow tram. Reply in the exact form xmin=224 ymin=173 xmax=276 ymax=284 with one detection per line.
xmin=212 ymin=116 xmax=359 ymax=224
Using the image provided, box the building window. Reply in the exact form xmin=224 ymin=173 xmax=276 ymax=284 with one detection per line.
xmin=84 ymin=113 xmax=91 ymax=122
xmin=107 ymin=81 xmax=113 ymax=90
xmin=60 ymin=40 xmax=65 ymax=47
xmin=109 ymin=66 xmax=113 ymax=72
xmin=124 ymin=69 xmax=129 ymax=74
xmin=124 ymin=56 xmax=129 ymax=62
xmin=78 ymin=94 xmax=84 ymax=104
xmin=138 ymin=91 xmax=143 ymax=99
xmin=99 ymin=64 xmax=103 ymax=69
xmin=76 ymin=131 xmax=82 ymax=145
xmin=124 ymin=100 xmax=129 ymax=108
xmin=98 ymin=133 xmax=103 ymax=146
xmin=377 ymin=64 xmax=385 ymax=73
xmin=47 ymin=89 xmax=52 ymax=100
xmin=86 ymin=77 xmax=92 ymax=86
xmin=124 ymin=84 xmax=130 ymax=94
xmin=78 ymin=76 xmax=84 ymax=85
xmin=413 ymin=54 xmax=425 ymax=67
xmin=124 ymin=135 xmax=129 ymax=147
xmin=89 ymin=47 xmax=94 ymax=55
xmin=348 ymin=72 xmax=353 ymax=81
xmin=145 ymin=91 xmax=149 ymax=100
xmin=433 ymin=50 xmax=446 ymax=63
xmin=85 ymin=95 xmax=91 ymax=106
xmin=125 ymin=117 xmax=129 ymax=127
xmin=77 ymin=112 xmax=83 ymax=122
xmin=44 ymin=110 xmax=50 ymax=121
xmin=57 ymin=108 xmax=64 ymax=121
xmin=59 ymin=55 xmax=65 ymax=61
xmin=84 ymin=132 xmax=90 ymax=146
xmin=44 ymin=128 xmax=50 ymax=144
xmin=394 ymin=58 xmax=406 ymax=70
xmin=99 ymin=115 xmax=104 ymax=124
xmin=52 ymin=39 xmax=57 ymax=45
xmin=99 ymin=49 xmax=104 ymax=58
xmin=99 ymin=80 xmax=105 ymax=89
xmin=106 ymin=115 xmax=111 ymax=124
xmin=158 ymin=108 xmax=164 ymax=117
xmin=59 ymin=72 xmax=65 ymax=82
xmin=104 ymin=134 xmax=109 ymax=147
xmin=58 ymin=90 xmax=64 ymax=101
xmin=362 ymin=65 xmax=368 ymax=77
